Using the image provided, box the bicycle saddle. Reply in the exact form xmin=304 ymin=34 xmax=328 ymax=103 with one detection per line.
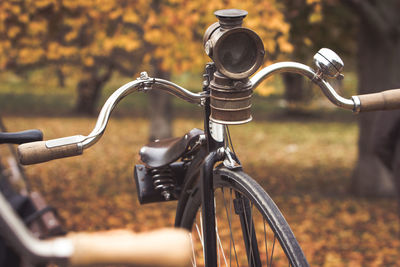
xmin=140 ymin=128 xmax=204 ymax=168
xmin=0 ymin=130 xmax=43 ymax=144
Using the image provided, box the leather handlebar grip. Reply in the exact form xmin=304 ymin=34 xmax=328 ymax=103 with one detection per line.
xmin=67 ymin=228 xmax=191 ymax=267
xmin=18 ymin=141 xmax=82 ymax=165
xmin=357 ymin=88 xmax=400 ymax=112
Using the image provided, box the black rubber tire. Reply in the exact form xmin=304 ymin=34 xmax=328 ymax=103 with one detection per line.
xmin=177 ymin=167 xmax=309 ymax=267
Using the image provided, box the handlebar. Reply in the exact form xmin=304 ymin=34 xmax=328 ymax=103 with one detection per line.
xmin=0 ymin=129 xmax=43 ymax=144
xmin=251 ymin=61 xmax=400 ymax=113
xmin=67 ymin=228 xmax=191 ymax=266
xmin=250 ymin=62 xmax=356 ymax=110
xmin=353 ymin=89 xmax=400 ymax=112
xmin=17 ymin=61 xmax=400 ymax=165
xmin=18 ymin=75 xmax=207 ymax=165
xmin=0 ymin=189 xmax=191 ymax=266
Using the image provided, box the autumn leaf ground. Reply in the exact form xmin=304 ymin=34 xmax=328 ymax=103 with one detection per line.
xmin=1 ymin=115 xmax=398 ymax=266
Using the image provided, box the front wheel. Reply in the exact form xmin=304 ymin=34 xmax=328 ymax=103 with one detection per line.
xmin=177 ymin=167 xmax=309 ymax=267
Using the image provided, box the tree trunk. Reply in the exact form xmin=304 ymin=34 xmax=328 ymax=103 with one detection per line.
xmin=282 ymin=73 xmax=313 ymax=112
xmin=283 ymin=73 xmax=305 ymax=104
xmin=148 ymin=69 xmax=173 ymax=141
xmin=75 ymin=68 xmax=112 ymax=115
xmin=75 ymin=79 xmax=103 ymax=115
xmin=146 ymin=0 xmax=173 ymax=141
xmin=56 ymin=68 xmax=65 ymax=88
xmin=351 ymin=3 xmax=400 ymax=196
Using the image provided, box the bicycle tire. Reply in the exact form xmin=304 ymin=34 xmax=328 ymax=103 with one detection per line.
xmin=177 ymin=166 xmax=309 ymax=267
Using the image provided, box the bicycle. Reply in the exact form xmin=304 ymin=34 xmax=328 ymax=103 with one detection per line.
xmin=0 ymin=128 xmax=192 ymax=266
xmin=16 ymin=9 xmax=400 ymax=267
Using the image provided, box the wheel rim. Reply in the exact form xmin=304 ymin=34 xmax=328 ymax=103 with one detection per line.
xmin=188 ymin=186 xmax=294 ymax=267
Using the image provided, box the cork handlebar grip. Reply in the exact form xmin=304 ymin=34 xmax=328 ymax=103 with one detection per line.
xmin=18 ymin=141 xmax=82 ymax=165
xmin=67 ymin=228 xmax=191 ymax=267
xmin=357 ymin=88 xmax=400 ymax=112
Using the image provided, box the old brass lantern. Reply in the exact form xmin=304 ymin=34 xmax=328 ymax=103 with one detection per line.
xmin=204 ymin=9 xmax=265 ymax=124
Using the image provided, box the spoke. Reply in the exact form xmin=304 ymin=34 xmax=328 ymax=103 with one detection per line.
xmin=195 ymin=212 xmax=205 ymax=264
xmin=264 ymin=219 xmax=269 ymax=267
xmin=215 ymin=194 xmax=228 ymax=267
xmin=200 ymin=211 xmax=204 ymax=244
xmin=269 ymin=235 xmax=276 ymax=266
xmin=195 ymin=223 xmax=204 ymax=247
xmin=250 ymin=203 xmax=255 ymax=266
xmin=222 ymin=188 xmax=240 ymax=267
xmin=189 ymin=233 xmax=197 ymax=267
xmin=217 ymin=233 xmax=228 ymax=266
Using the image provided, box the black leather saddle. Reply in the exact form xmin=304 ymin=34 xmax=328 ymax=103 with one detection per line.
xmin=140 ymin=128 xmax=204 ymax=168
xmin=0 ymin=130 xmax=43 ymax=144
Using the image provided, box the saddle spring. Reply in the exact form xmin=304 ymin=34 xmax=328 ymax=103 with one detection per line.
xmin=149 ymin=167 xmax=175 ymax=200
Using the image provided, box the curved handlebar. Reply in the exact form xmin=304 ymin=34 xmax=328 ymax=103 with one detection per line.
xmin=250 ymin=62 xmax=356 ymax=111
xmin=83 ymin=76 xmax=206 ymax=149
xmin=251 ymin=62 xmax=400 ymax=113
xmin=18 ymin=75 xmax=206 ymax=165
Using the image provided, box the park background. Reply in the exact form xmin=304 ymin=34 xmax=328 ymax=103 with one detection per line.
xmin=0 ymin=0 xmax=399 ymax=266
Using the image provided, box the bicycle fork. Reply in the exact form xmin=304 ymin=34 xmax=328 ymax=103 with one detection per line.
xmin=200 ymin=150 xmax=262 ymax=267
xmin=200 ymin=151 xmax=220 ymax=267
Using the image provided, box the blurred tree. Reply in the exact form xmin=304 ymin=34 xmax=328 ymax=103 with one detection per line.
xmin=279 ymin=0 xmax=356 ymax=109
xmin=279 ymin=0 xmax=398 ymax=196
xmin=280 ymin=0 xmax=317 ymax=108
xmin=341 ymin=0 xmax=400 ymax=197
xmin=0 ymin=0 xmax=147 ymax=114
xmin=0 ymin=0 xmax=292 ymax=139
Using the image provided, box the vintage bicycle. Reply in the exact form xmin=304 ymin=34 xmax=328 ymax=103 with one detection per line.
xmin=17 ymin=9 xmax=400 ymax=267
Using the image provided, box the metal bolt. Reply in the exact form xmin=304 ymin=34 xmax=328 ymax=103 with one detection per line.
xmin=217 ymin=147 xmax=225 ymax=158
xmin=162 ymin=191 xmax=171 ymax=201
xmin=140 ymin=71 xmax=149 ymax=80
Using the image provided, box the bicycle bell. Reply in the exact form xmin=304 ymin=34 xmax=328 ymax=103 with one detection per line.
xmin=204 ymin=9 xmax=265 ymax=124
xmin=313 ymin=48 xmax=344 ymax=78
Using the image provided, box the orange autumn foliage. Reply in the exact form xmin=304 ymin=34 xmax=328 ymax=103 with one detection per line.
xmin=0 ymin=0 xmax=292 ymax=78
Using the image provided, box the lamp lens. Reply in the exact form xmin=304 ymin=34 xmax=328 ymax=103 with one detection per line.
xmin=217 ymin=32 xmax=258 ymax=74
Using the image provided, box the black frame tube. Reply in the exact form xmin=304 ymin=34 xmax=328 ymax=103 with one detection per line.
xmin=200 ymin=63 xmax=224 ymax=267
xmin=200 ymin=151 xmax=221 ymax=267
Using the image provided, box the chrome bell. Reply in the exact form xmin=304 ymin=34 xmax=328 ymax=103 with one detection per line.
xmin=313 ymin=48 xmax=344 ymax=78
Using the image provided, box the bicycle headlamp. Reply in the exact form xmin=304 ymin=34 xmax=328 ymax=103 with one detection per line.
xmin=204 ymin=9 xmax=265 ymax=124
xmin=204 ymin=9 xmax=264 ymax=79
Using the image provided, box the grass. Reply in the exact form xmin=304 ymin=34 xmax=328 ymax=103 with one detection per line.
xmin=0 ymin=116 xmax=398 ymax=266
